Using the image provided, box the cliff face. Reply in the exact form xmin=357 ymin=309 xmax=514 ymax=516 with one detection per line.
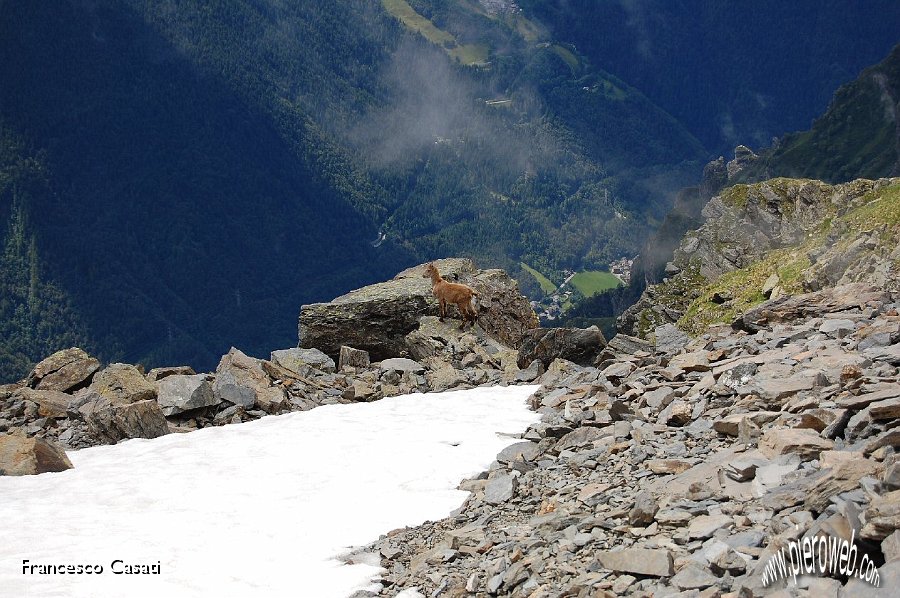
xmin=620 ymin=177 xmax=900 ymax=339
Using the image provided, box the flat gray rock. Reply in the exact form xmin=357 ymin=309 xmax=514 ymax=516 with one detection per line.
xmin=595 ymin=548 xmax=674 ymax=577
xmin=156 ymin=374 xmax=217 ymax=416
xmin=484 ymin=473 xmax=518 ymax=505
xmin=379 ymin=358 xmax=425 ymax=373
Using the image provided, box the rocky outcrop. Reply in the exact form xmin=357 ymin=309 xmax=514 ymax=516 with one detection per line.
xmin=621 ymin=177 xmax=900 ymax=337
xmin=298 ymin=259 xmax=538 ymax=361
xmin=0 ymin=432 xmax=72 ymax=475
xmin=27 ymin=347 xmax=99 ymax=393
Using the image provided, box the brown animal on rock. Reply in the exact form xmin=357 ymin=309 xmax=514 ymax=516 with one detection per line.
xmin=422 ymin=262 xmax=479 ymax=330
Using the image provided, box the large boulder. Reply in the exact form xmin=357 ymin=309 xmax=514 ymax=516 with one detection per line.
xmin=156 ymin=374 xmax=218 ymax=416
xmin=27 ymin=347 xmax=100 ymax=393
xmin=79 ymin=395 xmax=171 ymax=444
xmin=517 ymin=326 xmax=607 ymax=369
xmin=0 ymin=432 xmax=73 ymax=475
xmin=298 ymin=259 xmax=538 ymax=361
xmin=89 ymin=363 xmax=157 ymax=405
xmin=212 ymin=348 xmax=287 ymax=413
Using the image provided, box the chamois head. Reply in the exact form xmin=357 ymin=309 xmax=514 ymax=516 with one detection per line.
xmin=422 ymin=262 xmax=438 ymax=279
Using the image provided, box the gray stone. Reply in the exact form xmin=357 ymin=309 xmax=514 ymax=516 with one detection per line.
xmin=644 ymin=386 xmax=676 ymax=411
xmin=11 ymin=388 xmax=69 ymax=418
xmin=271 ymin=347 xmax=336 ymax=374
xmin=737 ymin=284 xmax=890 ymax=332
xmin=820 ymin=318 xmax=856 ymax=338
xmin=379 ymin=358 xmax=425 ymax=374
xmin=555 ymin=426 xmax=608 ymax=451
xmin=497 ymin=441 xmax=541 ymax=464
xmin=515 ymin=359 xmax=544 ymax=382
xmin=688 ymin=514 xmax=733 ymax=539
xmin=839 ymin=560 xmax=900 ymax=597
xmin=484 ymin=473 xmax=518 ymax=505
xmin=762 ymin=272 xmax=780 ymax=298
xmin=606 ymin=334 xmax=654 ymax=355
xmin=156 ymin=375 xmax=218 ymax=416
xmin=339 ymin=346 xmax=370 ymax=370
xmin=602 ymin=361 xmax=636 ymax=379
xmin=884 ymin=462 xmax=900 ymax=491
xmin=883 ymin=530 xmax=900 ymax=562
xmin=595 ymin=548 xmax=674 ymax=577
xmin=146 ymin=366 xmax=196 ymax=382
xmin=870 ymin=398 xmax=900 ymax=421
xmin=654 ymin=324 xmax=689 ymax=354
xmin=862 ymin=490 xmax=900 ymax=540
xmin=725 ymin=530 xmax=765 ymax=549
xmin=671 ymin=563 xmax=718 ymax=590
xmin=719 ymin=362 xmax=758 ymax=390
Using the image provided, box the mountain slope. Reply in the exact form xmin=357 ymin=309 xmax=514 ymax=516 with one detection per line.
xmin=521 ymin=0 xmax=900 ymax=154
xmin=1 ymin=1 xmax=894 ymax=380
xmin=0 ymin=2 xmax=413 ymax=376
xmin=736 ymin=44 xmax=900 ymax=183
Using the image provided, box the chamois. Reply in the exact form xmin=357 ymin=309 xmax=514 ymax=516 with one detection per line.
xmin=423 ymin=262 xmax=479 ymax=330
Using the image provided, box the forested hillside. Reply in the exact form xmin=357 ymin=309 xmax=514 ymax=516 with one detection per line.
xmin=0 ymin=0 xmax=895 ymax=380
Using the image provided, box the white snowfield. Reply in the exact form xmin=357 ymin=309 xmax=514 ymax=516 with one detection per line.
xmin=0 ymin=384 xmax=540 ymax=598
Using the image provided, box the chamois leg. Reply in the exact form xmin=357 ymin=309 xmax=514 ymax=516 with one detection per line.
xmin=439 ymin=298 xmax=446 ymax=322
xmin=456 ymin=301 xmax=471 ymax=330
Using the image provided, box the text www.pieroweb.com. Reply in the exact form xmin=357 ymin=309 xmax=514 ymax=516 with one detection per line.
xmin=761 ymin=530 xmax=879 ymax=587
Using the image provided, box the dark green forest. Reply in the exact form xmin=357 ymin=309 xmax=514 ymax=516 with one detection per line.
xmin=0 ymin=1 xmax=897 ymax=381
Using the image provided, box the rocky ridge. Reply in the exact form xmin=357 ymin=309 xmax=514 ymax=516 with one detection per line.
xmin=620 ymin=177 xmax=900 ymax=340
xmin=0 ymin=261 xmax=544 ymax=471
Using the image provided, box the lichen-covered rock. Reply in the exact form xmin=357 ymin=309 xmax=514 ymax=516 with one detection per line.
xmin=271 ymin=348 xmax=336 ymax=375
xmin=89 ymin=363 xmax=157 ymax=405
xmin=619 ymin=177 xmax=900 ymax=338
xmin=298 ymin=259 xmax=537 ymax=361
xmin=338 ymin=346 xmax=370 ymax=370
xmin=0 ymin=433 xmax=73 ymax=475
xmin=27 ymin=347 xmax=100 ymax=393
